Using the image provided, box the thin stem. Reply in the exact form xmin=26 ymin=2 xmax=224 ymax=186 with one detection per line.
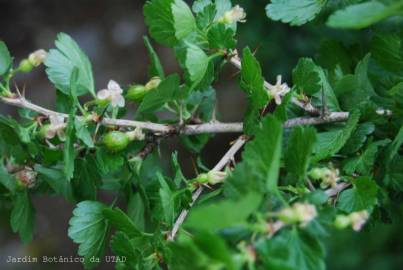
xmin=167 ymin=136 xmax=247 ymax=241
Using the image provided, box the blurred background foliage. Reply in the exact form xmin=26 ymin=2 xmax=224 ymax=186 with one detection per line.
xmin=0 ymin=0 xmax=402 ymax=269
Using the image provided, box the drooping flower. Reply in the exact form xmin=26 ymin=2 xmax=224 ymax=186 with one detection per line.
xmin=309 ymin=166 xmax=340 ymax=189
xmin=350 ymin=210 xmax=369 ymax=231
xmin=45 ymin=115 xmax=66 ymax=140
xmin=334 ymin=210 xmax=369 ymax=232
xmin=278 ymin=202 xmax=317 ymax=226
xmin=218 ymin=5 xmax=247 ymax=24
xmin=97 ymin=80 xmax=125 ymax=108
xmin=28 ymin=49 xmax=47 ymax=67
xmin=15 ymin=167 xmax=37 ymax=188
xmin=126 ymin=127 xmax=146 ymax=141
xmin=266 ymin=75 xmax=291 ymax=105
xmin=293 ymin=203 xmax=318 ymax=226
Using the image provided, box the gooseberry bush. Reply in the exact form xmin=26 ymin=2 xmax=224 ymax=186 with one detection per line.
xmin=1 ymin=0 xmax=403 ymax=269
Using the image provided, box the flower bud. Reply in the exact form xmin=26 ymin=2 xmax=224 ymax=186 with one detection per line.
xmin=334 ymin=210 xmax=369 ymax=231
xmin=350 ymin=211 xmax=369 ymax=231
xmin=309 ymin=166 xmax=340 ymax=189
xmin=206 ymin=171 xmax=227 ymax=185
xmin=278 ymin=203 xmax=317 ymax=226
xmin=145 ymin=77 xmax=161 ymax=91
xmin=15 ymin=167 xmax=37 ymax=189
xmin=102 ymin=131 xmax=130 ymax=152
xmin=126 ymin=85 xmax=147 ymax=102
xmin=217 ymin=5 xmax=247 ymax=24
xmin=195 ymin=171 xmax=227 ymax=185
xmin=28 ymin=49 xmax=47 ymax=67
xmin=18 ymin=59 xmax=34 ymax=73
xmin=126 ymin=128 xmax=145 ymax=141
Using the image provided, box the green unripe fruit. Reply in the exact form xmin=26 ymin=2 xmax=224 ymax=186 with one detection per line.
xmin=308 ymin=167 xmax=328 ymax=180
xmin=334 ymin=215 xmax=351 ymax=229
xmin=126 ymin=85 xmax=147 ymax=102
xmin=102 ymin=131 xmax=130 ymax=152
xmin=18 ymin=59 xmax=34 ymax=73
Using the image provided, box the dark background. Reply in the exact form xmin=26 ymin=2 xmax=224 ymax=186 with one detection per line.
xmin=0 ymin=0 xmax=402 ymax=269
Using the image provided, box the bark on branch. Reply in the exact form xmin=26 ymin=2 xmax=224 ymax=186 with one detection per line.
xmin=1 ymin=95 xmax=355 ymax=136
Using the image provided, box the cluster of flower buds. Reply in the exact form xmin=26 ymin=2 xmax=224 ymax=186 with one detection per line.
xmin=126 ymin=76 xmax=161 ymax=102
xmin=194 ymin=170 xmax=228 ymax=186
xmin=102 ymin=127 xmax=145 ymax=152
xmin=15 ymin=167 xmax=37 ymax=189
xmin=277 ymin=202 xmax=318 ymax=227
xmin=308 ymin=165 xmax=340 ymax=189
xmin=217 ymin=5 xmax=247 ymax=24
xmin=266 ymin=75 xmax=291 ymax=105
xmin=334 ymin=210 xmax=369 ymax=232
xmin=18 ymin=49 xmax=48 ymax=73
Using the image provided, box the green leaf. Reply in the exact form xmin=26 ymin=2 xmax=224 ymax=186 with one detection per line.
xmin=95 ymin=148 xmax=124 ymax=175
xmin=144 ymin=0 xmax=176 ymax=47
xmin=337 ymin=177 xmax=378 ymax=213
xmin=185 ymin=192 xmax=262 ymax=231
xmin=0 ymin=41 xmax=12 ymax=76
xmin=292 ymin=58 xmax=321 ymax=95
xmin=68 ymin=201 xmax=109 ymax=269
xmin=215 ymin=0 xmax=232 ymax=19
xmin=158 ymin=174 xmax=175 ymax=225
xmin=110 ymin=232 xmax=139 ymax=268
xmin=127 ymin=192 xmax=146 ymax=231
xmin=0 ymin=160 xmax=16 ymax=193
xmin=172 ymin=0 xmax=197 ymax=40
xmin=35 ymin=165 xmax=75 ymax=202
xmin=224 ymin=116 xmax=283 ymax=198
xmin=64 ymin=110 xmax=76 ymax=180
xmin=343 ymin=139 xmax=390 ymax=175
xmin=75 ymin=157 xmax=100 ymax=200
xmin=338 ymin=54 xmax=375 ymax=111
xmin=240 ymin=47 xmax=268 ymax=134
xmin=10 ymin=191 xmax=35 ymax=243
xmin=327 ymin=1 xmax=403 ymax=29
xmin=316 ymin=39 xmax=352 ymax=74
xmin=371 ymin=33 xmax=403 ymax=72
xmin=207 ymin=23 xmax=236 ymax=49
xmin=312 ymin=66 xmax=341 ymax=111
xmin=45 ymin=33 xmax=95 ymax=96
xmin=256 ymin=229 xmax=325 ymax=270
xmin=143 ymin=36 xmax=165 ymax=79
xmin=103 ymin=207 xmax=143 ymax=238
xmin=74 ymin=118 xmax=94 ymax=148
xmin=138 ymin=74 xmax=180 ymax=113
xmin=144 ymin=0 xmax=195 ymax=47
xmin=195 ymin=3 xmax=216 ymax=29
xmin=382 ymin=126 xmax=403 ymax=184
xmin=313 ymin=110 xmax=360 ymax=162
xmin=192 ymin=0 xmax=212 ymax=13
xmin=341 ymin=122 xmax=375 ymax=155
xmin=193 ymin=231 xmax=236 ymax=270
xmin=185 ymin=43 xmax=210 ymax=89
xmin=266 ymin=0 xmax=327 ymax=26
xmin=285 ymin=126 xmax=317 ymax=182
